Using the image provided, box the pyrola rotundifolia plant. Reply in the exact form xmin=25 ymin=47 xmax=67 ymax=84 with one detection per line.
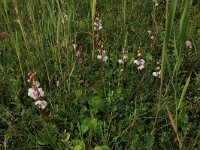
xmin=27 ymin=71 xmax=47 ymax=112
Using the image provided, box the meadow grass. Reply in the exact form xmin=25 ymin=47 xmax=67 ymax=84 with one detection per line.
xmin=0 ymin=0 xmax=200 ymax=149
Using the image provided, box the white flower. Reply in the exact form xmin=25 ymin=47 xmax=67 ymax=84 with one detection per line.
xmin=123 ymin=55 xmax=128 ymax=60
xmin=186 ymin=40 xmax=192 ymax=49
xmin=94 ymin=21 xmax=103 ymax=31
xmin=134 ymin=59 xmax=145 ymax=66
xmin=137 ymin=65 xmax=144 ymax=71
xmin=102 ymin=56 xmax=108 ymax=62
xmin=134 ymin=59 xmax=145 ymax=71
xmin=76 ymin=50 xmax=81 ymax=57
xmin=99 ymin=25 xmax=103 ymax=30
xmin=72 ymin=44 xmax=77 ymax=50
xmin=35 ymin=100 xmax=47 ymax=109
xmin=28 ymin=88 xmax=38 ymax=100
xmin=118 ymin=59 xmax=124 ymax=64
xmin=97 ymin=55 xmax=102 ymax=60
xmin=151 ymin=36 xmax=154 ymax=40
xmin=64 ymin=14 xmax=68 ymax=21
xmin=38 ymin=88 xmax=45 ymax=97
xmin=33 ymin=81 xmax=40 ymax=88
xmin=155 ymin=3 xmax=158 ymax=6
xmin=148 ymin=30 xmax=151 ymax=35
xmin=152 ymin=71 xmax=160 ymax=78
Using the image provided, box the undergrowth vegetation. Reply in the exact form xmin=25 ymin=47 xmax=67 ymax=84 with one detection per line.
xmin=0 ymin=0 xmax=200 ymax=149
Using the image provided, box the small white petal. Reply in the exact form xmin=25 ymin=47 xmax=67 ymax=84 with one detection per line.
xmin=72 ymin=44 xmax=77 ymax=50
xmin=41 ymin=101 xmax=47 ymax=109
xmin=40 ymin=91 xmax=45 ymax=97
xmin=123 ymin=55 xmax=128 ymax=60
xmin=138 ymin=65 xmax=144 ymax=71
xmin=140 ymin=59 xmax=145 ymax=65
xmin=134 ymin=60 xmax=140 ymax=65
xmin=38 ymin=88 xmax=42 ymax=92
xmin=102 ymin=56 xmax=108 ymax=62
xmin=118 ymin=59 xmax=124 ymax=64
xmin=148 ymin=30 xmax=151 ymax=34
xmin=97 ymin=55 xmax=103 ymax=60
xmin=151 ymin=36 xmax=154 ymax=40
xmin=28 ymin=88 xmax=34 ymax=93
xmin=153 ymin=72 xmax=158 ymax=77
xmin=64 ymin=15 xmax=68 ymax=21
xmin=99 ymin=26 xmax=103 ymax=30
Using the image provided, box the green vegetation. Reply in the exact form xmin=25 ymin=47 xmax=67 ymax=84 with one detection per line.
xmin=1 ymin=0 xmax=200 ymax=149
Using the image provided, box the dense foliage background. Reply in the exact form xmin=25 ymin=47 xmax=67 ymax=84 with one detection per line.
xmin=0 ymin=0 xmax=200 ymax=149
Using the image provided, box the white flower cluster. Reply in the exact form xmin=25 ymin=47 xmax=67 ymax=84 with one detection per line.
xmin=118 ymin=48 xmax=128 ymax=64
xmin=94 ymin=17 xmax=103 ymax=31
xmin=97 ymin=50 xmax=108 ymax=62
xmin=28 ymin=87 xmax=44 ymax=100
xmin=35 ymin=100 xmax=48 ymax=110
xmin=28 ymin=79 xmax=47 ymax=110
xmin=134 ymin=49 xmax=145 ymax=71
xmin=152 ymin=61 xmax=161 ymax=78
xmin=152 ymin=71 xmax=161 ymax=78
xmin=134 ymin=59 xmax=145 ymax=70
xmin=97 ymin=42 xmax=108 ymax=62
xmin=148 ymin=30 xmax=155 ymax=40
xmin=62 ymin=14 xmax=68 ymax=23
xmin=186 ymin=40 xmax=192 ymax=49
xmin=153 ymin=0 xmax=158 ymax=6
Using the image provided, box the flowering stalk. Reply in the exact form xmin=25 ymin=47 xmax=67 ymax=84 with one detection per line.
xmin=28 ymin=71 xmax=47 ymax=116
xmin=134 ymin=48 xmax=145 ymax=71
xmin=152 ymin=61 xmax=161 ymax=78
xmin=118 ymin=48 xmax=128 ymax=65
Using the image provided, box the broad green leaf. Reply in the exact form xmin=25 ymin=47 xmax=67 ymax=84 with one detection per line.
xmin=88 ymin=96 xmax=107 ymax=112
xmin=81 ymin=118 xmax=98 ymax=134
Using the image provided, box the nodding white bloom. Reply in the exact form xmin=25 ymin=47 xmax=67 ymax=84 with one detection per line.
xmin=186 ymin=40 xmax=192 ymax=49
xmin=118 ymin=59 xmax=124 ymax=64
xmin=151 ymin=36 xmax=155 ymax=40
xmin=64 ymin=15 xmax=68 ymax=21
xmin=35 ymin=100 xmax=47 ymax=110
xmin=134 ymin=59 xmax=145 ymax=71
xmin=76 ymin=50 xmax=81 ymax=57
xmin=62 ymin=14 xmax=68 ymax=23
xmin=152 ymin=71 xmax=161 ymax=78
xmin=28 ymin=87 xmax=45 ymax=100
xmin=102 ymin=55 xmax=108 ymax=62
xmin=33 ymin=81 xmax=40 ymax=88
xmin=94 ymin=18 xmax=103 ymax=31
xmin=97 ymin=55 xmax=103 ymax=60
xmin=155 ymin=2 xmax=158 ymax=6
xmin=138 ymin=65 xmax=144 ymax=71
xmin=123 ymin=54 xmax=128 ymax=60
xmin=153 ymin=61 xmax=161 ymax=78
xmin=28 ymin=88 xmax=38 ymax=100
xmin=134 ymin=59 xmax=145 ymax=66
xmin=72 ymin=44 xmax=77 ymax=50
xmin=148 ymin=30 xmax=151 ymax=35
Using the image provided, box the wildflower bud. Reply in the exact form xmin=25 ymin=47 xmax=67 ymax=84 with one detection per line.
xmin=97 ymin=55 xmax=103 ymax=60
xmin=118 ymin=59 xmax=124 ymax=64
xmin=186 ymin=40 xmax=192 ymax=49
xmin=56 ymin=80 xmax=60 ymax=87
xmin=102 ymin=56 xmax=108 ymax=62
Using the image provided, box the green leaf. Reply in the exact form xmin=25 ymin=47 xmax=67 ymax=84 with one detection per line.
xmin=177 ymin=74 xmax=191 ymax=110
xmin=145 ymin=52 xmax=153 ymax=61
xmin=88 ymin=96 xmax=107 ymax=112
xmin=72 ymin=139 xmax=85 ymax=150
xmin=73 ymin=145 xmax=83 ymax=150
xmin=81 ymin=118 xmax=98 ymax=134
xmin=94 ymin=145 xmax=110 ymax=150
